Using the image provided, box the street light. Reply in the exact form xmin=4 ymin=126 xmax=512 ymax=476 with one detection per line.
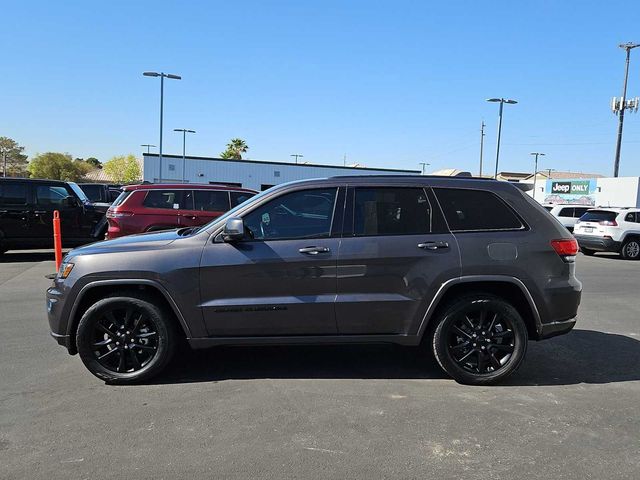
xmin=291 ymin=154 xmax=303 ymax=164
xmin=486 ymin=98 xmax=518 ymax=179
xmin=143 ymin=71 xmax=182 ymax=182
xmin=530 ymin=152 xmax=545 ymax=201
xmin=612 ymin=42 xmax=640 ymax=177
xmin=419 ymin=162 xmax=430 ymax=175
xmin=141 ymin=144 xmax=156 ymax=154
xmin=174 ymin=129 xmax=196 ymax=183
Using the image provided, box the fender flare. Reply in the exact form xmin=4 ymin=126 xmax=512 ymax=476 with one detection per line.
xmin=415 ymin=275 xmax=543 ymax=340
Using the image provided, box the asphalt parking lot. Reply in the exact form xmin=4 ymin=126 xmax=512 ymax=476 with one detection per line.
xmin=1 ymin=251 xmax=639 ymax=479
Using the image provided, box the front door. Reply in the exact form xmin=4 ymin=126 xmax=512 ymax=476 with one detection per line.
xmin=336 ymin=186 xmax=460 ymax=335
xmin=200 ymin=187 xmax=341 ymax=336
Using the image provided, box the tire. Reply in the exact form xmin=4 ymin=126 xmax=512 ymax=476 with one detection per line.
xmin=581 ymin=248 xmax=595 ymax=256
xmin=76 ymin=292 xmax=176 ymax=384
xmin=620 ymin=238 xmax=640 ymax=260
xmin=431 ymin=293 xmax=528 ymax=385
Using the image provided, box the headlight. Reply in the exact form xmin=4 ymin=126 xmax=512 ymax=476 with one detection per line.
xmin=58 ymin=262 xmax=75 ymax=279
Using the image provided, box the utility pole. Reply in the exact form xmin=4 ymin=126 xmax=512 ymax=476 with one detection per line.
xmin=291 ymin=154 xmax=303 ymax=164
xmin=141 ymin=144 xmax=157 ymax=154
xmin=174 ymin=129 xmax=196 ymax=183
xmin=343 ymin=154 xmax=347 ymax=167
xmin=419 ymin=162 xmax=430 ymax=175
xmin=530 ymin=152 xmax=545 ymax=201
xmin=612 ymin=42 xmax=640 ymax=177
xmin=479 ymin=120 xmax=485 ymax=177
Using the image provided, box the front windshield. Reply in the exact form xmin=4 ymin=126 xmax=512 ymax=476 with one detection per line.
xmin=68 ymin=182 xmax=90 ymax=203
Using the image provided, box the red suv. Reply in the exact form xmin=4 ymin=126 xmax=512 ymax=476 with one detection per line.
xmin=106 ymin=183 xmax=256 ymax=239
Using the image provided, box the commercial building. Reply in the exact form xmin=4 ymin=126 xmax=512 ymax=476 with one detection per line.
xmin=142 ymin=153 xmax=419 ymax=191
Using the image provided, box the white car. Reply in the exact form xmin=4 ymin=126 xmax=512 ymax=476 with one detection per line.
xmin=574 ymin=208 xmax=640 ymax=259
xmin=543 ymin=204 xmax=592 ymax=232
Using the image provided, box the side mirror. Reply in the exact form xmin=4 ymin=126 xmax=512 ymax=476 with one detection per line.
xmin=222 ymin=217 xmax=245 ymax=242
xmin=64 ymin=196 xmax=79 ymax=207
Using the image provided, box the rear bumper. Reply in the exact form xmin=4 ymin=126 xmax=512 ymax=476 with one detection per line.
xmin=575 ymin=234 xmax=621 ymax=252
xmin=538 ymin=316 xmax=576 ymax=339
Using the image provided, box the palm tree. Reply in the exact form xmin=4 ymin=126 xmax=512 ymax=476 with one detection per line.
xmin=220 ymin=138 xmax=249 ymax=160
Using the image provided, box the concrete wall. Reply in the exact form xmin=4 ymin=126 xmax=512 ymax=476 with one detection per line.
xmin=143 ymin=154 xmax=419 ymax=191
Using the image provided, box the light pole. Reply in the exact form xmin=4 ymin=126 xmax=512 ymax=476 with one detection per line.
xmin=291 ymin=154 xmax=303 ymax=164
xmin=486 ymin=98 xmax=518 ymax=179
xmin=419 ymin=162 xmax=430 ymax=175
xmin=612 ymin=42 xmax=640 ymax=177
xmin=140 ymin=144 xmax=157 ymax=154
xmin=479 ymin=120 xmax=485 ymax=176
xmin=530 ymin=152 xmax=545 ymax=201
xmin=174 ymin=129 xmax=196 ymax=183
xmin=143 ymin=71 xmax=182 ymax=182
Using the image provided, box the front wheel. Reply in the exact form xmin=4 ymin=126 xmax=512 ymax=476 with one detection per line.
xmin=431 ymin=294 xmax=528 ymax=385
xmin=621 ymin=238 xmax=640 ymax=260
xmin=76 ymin=293 xmax=176 ymax=384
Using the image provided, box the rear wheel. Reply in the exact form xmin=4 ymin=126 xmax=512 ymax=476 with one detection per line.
xmin=431 ymin=294 xmax=528 ymax=385
xmin=76 ymin=293 xmax=176 ymax=384
xmin=621 ymin=238 xmax=640 ymax=260
xmin=581 ymin=248 xmax=595 ymax=256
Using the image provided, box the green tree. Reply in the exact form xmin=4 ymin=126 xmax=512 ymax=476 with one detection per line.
xmin=85 ymin=157 xmax=101 ymax=168
xmin=0 ymin=137 xmax=29 ymax=177
xmin=103 ymin=154 xmax=141 ymax=183
xmin=220 ymin=138 xmax=249 ymax=160
xmin=27 ymin=152 xmax=89 ymax=181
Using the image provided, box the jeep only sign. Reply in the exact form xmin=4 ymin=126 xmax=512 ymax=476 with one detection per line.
xmin=551 ymin=180 xmax=591 ymax=195
xmin=545 ymin=179 xmax=596 ymax=205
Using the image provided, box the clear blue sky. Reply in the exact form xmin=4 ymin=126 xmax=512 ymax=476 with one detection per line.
xmin=2 ymin=0 xmax=640 ymax=176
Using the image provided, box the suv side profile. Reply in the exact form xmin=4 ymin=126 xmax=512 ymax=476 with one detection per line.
xmin=0 ymin=178 xmax=108 ymax=254
xmin=106 ymin=183 xmax=256 ymax=238
xmin=574 ymin=208 xmax=640 ymax=259
xmin=46 ymin=176 xmax=581 ymax=385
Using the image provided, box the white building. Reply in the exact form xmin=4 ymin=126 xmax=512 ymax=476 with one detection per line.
xmin=142 ymin=154 xmax=419 ymax=191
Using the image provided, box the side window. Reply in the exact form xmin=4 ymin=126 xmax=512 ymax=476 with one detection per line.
xmin=142 ymin=190 xmax=185 ymax=210
xmin=35 ymin=185 xmax=70 ymax=206
xmin=574 ymin=207 xmax=589 ymax=218
xmin=0 ymin=183 xmax=28 ymax=205
xmin=243 ymin=188 xmax=337 ymax=240
xmin=230 ymin=191 xmax=255 ymax=207
xmin=558 ymin=208 xmax=574 ymax=218
xmin=194 ymin=190 xmax=231 ymax=212
xmin=353 ymin=187 xmax=431 ymax=236
xmin=625 ymin=212 xmax=636 ymax=223
xmin=434 ymin=188 xmax=524 ymax=232
xmin=109 ymin=189 xmax=121 ymax=203
xmin=80 ymin=185 xmax=102 ymax=202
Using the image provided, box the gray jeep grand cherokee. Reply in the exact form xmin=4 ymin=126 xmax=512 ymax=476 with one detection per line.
xmin=47 ymin=175 xmax=581 ymax=385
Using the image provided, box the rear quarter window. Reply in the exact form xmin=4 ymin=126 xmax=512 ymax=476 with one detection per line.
xmin=111 ymin=191 xmax=132 ymax=207
xmin=0 ymin=183 xmax=28 ymax=205
xmin=434 ymin=188 xmax=524 ymax=232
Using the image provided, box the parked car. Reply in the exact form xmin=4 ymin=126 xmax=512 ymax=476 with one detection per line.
xmin=47 ymin=175 xmax=581 ymax=385
xmin=542 ymin=204 xmax=592 ymax=232
xmin=574 ymin=208 xmax=640 ymax=259
xmin=0 ymin=178 xmax=108 ymax=254
xmin=78 ymin=183 xmax=122 ymax=205
xmin=105 ymin=183 xmax=257 ymax=238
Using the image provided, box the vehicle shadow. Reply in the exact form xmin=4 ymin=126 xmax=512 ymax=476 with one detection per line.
xmin=151 ymin=329 xmax=640 ymax=387
xmin=0 ymin=251 xmax=60 ymax=263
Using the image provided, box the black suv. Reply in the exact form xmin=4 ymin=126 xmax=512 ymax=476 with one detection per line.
xmin=78 ymin=183 xmax=122 ymax=204
xmin=0 ymin=178 xmax=108 ymax=254
xmin=46 ymin=176 xmax=582 ymax=385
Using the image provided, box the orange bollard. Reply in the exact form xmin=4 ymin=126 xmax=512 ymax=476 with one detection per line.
xmin=53 ymin=210 xmax=62 ymax=271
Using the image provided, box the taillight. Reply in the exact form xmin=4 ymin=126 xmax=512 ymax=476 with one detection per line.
xmin=599 ymin=220 xmax=618 ymax=226
xmin=106 ymin=210 xmax=133 ymax=218
xmin=551 ymin=238 xmax=578 ymax=262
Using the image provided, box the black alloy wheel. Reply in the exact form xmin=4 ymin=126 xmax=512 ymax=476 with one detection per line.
xmin=77 ymin=293 xmax=176 ymax=384
xmin=431 ymin=294 xmax=528 ymax=385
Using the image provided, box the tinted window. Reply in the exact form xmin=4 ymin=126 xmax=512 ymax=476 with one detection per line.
xmin=36 ymin=185 xmax=70 ymax=206
xmin=230 ymin=191 xmax=255 ymax=207
xmin=574 ymin=207 xmax=590 ymax=218
xmin=434 ymin=188 xmax=523 ymax=231
xmin=354 ymin=187 xmax=431 ymax=236
xmin=80 ymin=185 xmax=102 ymax=202
xmin=109 ymin=189 xmax=121 ymax=202
xmin=624 ymin=212 xmax=636 ymax=223
xmin=558 ymin=208 xmax=573 ymax=218
xmin=111 ymin=191 xmax=132 ymax=207
xmin=243 ymin=188 xmax=337 ymax=240
xmin=0 ymin=183 xmax=28 ymax=204
xmin=194 ymin=190 xmax=230 ymax=212
xmin=580 ymin=210 xmax=618 ymax=222
xmin=142 ymin=190 xmax=185 ymax=210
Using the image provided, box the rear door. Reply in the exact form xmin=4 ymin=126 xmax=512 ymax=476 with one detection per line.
xmin=139 ymin=189 xmax=186 ymax=231
xmin=0 ymin=181 xmax=31 ymax=243
xmin=31 ymin=183 xmax=85 ymax=242
xmin=182 ymin=189 xmax=231 ymax=226
xmin=335 ymin=185 xmax=460 ymax=335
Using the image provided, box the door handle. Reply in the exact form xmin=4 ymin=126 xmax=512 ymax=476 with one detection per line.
xmin=298 ymin=246 xmax=330 ymax=255
xmin=33 ymin=210 xmax=47 ymax=214
xmin=418 ymin=241 xmax=449 ymax=250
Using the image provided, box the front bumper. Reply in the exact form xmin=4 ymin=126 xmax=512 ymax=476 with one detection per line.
xmin=47 ymin=285 xmax=77 ymax=354
xmin=538 ymin=317 xmax=576 ymax=339
xmin=575 ymin=234 xmax=621 ymax=253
